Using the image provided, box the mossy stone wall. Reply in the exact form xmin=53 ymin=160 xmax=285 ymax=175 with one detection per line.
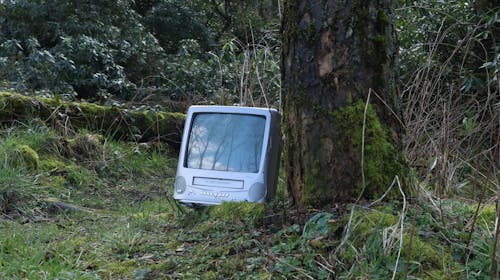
xmin=0 ymin=92 xmax=185 ymax=149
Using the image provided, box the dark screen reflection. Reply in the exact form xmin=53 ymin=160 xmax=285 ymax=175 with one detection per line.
xmin=186 ymin=113 xmax=266 ymax=173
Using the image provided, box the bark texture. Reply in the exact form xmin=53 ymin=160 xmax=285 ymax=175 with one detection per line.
xmin=0 ymin=92 xmax=185 ymax=149
xmin=282 ymin=0 xmax=404 ymax=207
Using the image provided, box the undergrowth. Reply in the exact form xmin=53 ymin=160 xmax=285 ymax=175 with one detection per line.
xmin=0 ymin=121 xmax=498 ymax=279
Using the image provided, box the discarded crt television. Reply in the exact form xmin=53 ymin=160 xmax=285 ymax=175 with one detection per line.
xmin=173 ymin=105 xmax=281 ymax=205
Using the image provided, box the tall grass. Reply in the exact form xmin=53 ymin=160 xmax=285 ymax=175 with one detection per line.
xmin=401 ymin=9 xmax=499 ymax=197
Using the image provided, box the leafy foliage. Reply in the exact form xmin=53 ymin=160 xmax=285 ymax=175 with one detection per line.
xmin=144 ymin=1 xmax=213 ymax=53
xmin=185 ymin=0 xmax=280 ymax=43
xmin=0 ymin=0 xmax=280 ymax=106
xmin=397 ymin=0 xmax=498 ymax=87
xmin=156 ymin=37 xmax=280 ymax=108
xmin=0 ymin=0 xmax=166 ymax=98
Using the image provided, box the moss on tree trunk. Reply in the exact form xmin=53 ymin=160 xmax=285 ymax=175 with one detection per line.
xmin=0 ymin=92 xmax=185 ymax=149
xmin=282 ymin=0 xmax=405 ymax=207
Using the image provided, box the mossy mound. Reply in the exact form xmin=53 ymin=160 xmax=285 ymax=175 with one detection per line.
xmin=39 ymin=157 xmax=66 ymax=172
xmin=474 ymin=204 xmax=497 ymax=223
xmin=351 ymin=209 xmax=398 ymax=238
xmin=402 ymin=234 xmax=452 ymax=271
xmin=14 ymin=145 xmax=40 ymax=170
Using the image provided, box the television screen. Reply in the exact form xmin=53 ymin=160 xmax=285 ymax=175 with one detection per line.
xmin=173 ymin=105 xmax=281 ymax=205
xmin=186 ymin=113 xmax=266 ymax=173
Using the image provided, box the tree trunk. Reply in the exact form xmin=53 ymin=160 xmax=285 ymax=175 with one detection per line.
xmin=282 ymin=0 xmax=405 ymax=207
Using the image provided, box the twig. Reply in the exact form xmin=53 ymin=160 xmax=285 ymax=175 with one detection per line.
xmin=315 ymin=256 xmax=335 ymax=275
xmin=361 ymin=88 xmax=372 ymax=192
xmin=391 ymin=176 xmax=406 ymax=280
xmin=369 ymin=178 xmax=397 ymax=207
xmin=75 ymin=248 xmax=84 ymax=268
xmin=249 ymin=22 xmax=269 ymax=108
xmin=463 ymin=178 xmax=487 ymax=261
xmin=490 ymin=200 xmax=500 ymax=280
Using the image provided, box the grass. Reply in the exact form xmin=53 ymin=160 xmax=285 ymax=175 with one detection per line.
xmin=0 ymin=121 xmax=498 ymax=279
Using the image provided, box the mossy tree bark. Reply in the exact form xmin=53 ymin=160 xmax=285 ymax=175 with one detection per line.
xmin=282 ymin=0 xmax=405 ymax=207
xmin=0 ymin=92 xmax=185 ymax=149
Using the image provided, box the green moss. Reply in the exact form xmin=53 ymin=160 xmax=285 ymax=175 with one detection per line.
xmin=65 ymin=165 xmax=94 ymax=188
xmin=39 ymin=175 xmax=66 ymax=192
xmin=0 ymin=91 xmax=185 ymax=147
xmin=291 ymin=100 xmax=405 ymax=204
xmin=149 ymin=259 xmax=177 ymax=272
xmin=402 ymin=234 xmax=451 ymax=269
xmin=340 ymin=209 xmax=399 ymax=267
xmin=165 ymin=240 xmax=181 ymax=251
xmin=209 ymin=202 xmax=264 ymax=225
xmin=376 ymin=8 xmax=390 ymax=31
xmin=203 ymin=271 xmax=217 ymax=280
xmin=74 ymin=102 xmax=104 ymax=116
xmin=304 ymin=159 xmax=322 ymax=204
xmin=218 ymin=256 xmax=246 ymax=275
xmin=0 ymin=92 xmax=31 ymax=119
xmin=330 ymin=101 xmax=404 ymax=199
xmin=39 ymin=154 xmax=96 ymax=189
xmin=342 ymin=208 xmax=456 ymax=278
xmin=475 ymin=204 xmax=497 ymax=223
xmin=15 ymin=145 xmax=40 ymax=170
xmin=104 ymin=259 xmax=138 ymax=277
xmin=352 ymin=209 xmax=398 ymax=237
xmin=341 ymin=245 xmax=357 ymax=264
xmin=39 ymin=156 xmax=66 ymax=172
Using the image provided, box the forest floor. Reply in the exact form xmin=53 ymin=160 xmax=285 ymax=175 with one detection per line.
xmin=0 ymin=121 xmax=497 ymax=279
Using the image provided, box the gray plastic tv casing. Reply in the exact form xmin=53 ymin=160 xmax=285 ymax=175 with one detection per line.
xmin=173 ymin=105 xmax=281 ymax=205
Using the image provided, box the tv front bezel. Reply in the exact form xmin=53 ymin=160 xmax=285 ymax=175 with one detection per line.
xmin=173 ymin=105 xmax=280 ymax=205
